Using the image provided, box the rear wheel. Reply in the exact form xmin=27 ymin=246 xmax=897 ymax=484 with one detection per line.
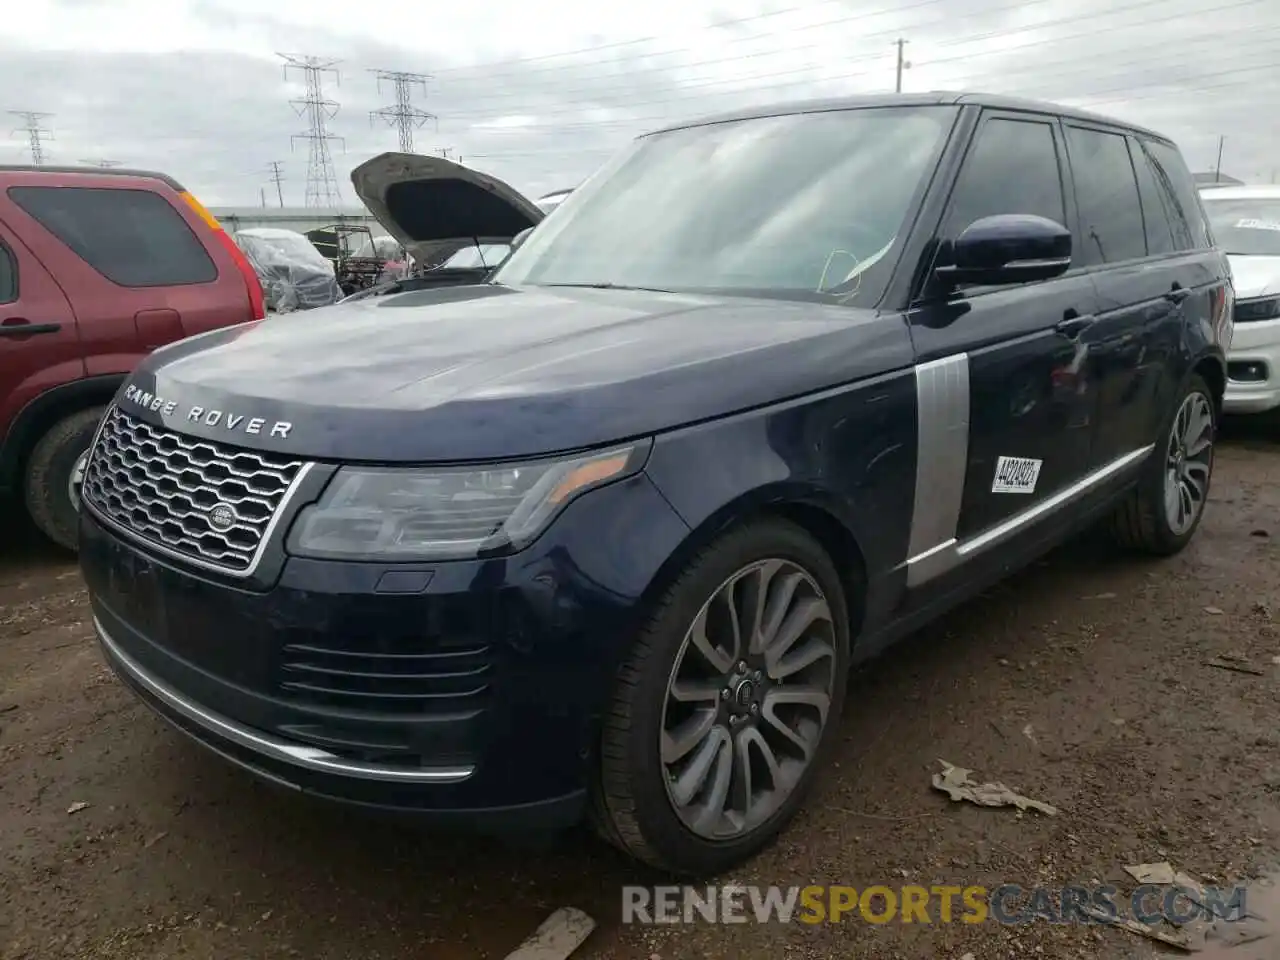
xmin=591 ymin=519 xmax=850 ymax=875
xmin=1109 ymin=374 xmax=1215 ymax=555
xmin=24 ymin=406 xmax=106 ymax=552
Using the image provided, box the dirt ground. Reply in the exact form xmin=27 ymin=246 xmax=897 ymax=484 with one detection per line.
xmin=2 ymin=423 xmax=1279 ymax=960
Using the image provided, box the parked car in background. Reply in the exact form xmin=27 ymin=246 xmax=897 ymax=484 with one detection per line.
xmin=79 ymin=93 xmax=1229 ymax=876
xmin=232 ymin=228 xmax=341 ymax=313
xmin=0 ymin=164 xmax=264 ymax=550
xmin=337 ymin=153 xmax=543 ymax=302
xmin=1199 ymin=184 xmax=1280 ymax=414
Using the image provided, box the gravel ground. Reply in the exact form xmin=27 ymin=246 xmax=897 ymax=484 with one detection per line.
xmin=2 ymin=423 xmax=1278 ymax=960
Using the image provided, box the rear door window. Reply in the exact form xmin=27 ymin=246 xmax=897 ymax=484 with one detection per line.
xmin=1063 ymin=126 xmax=1146 ymax=265
xmin=7 ymin=185 xmax=218 ymax=287
xmin=1140 ymin=139 xmax=1212 ymax=250
xmin=1127 ymin=137 xmax=1177 ymax=256
xmin=0 ymin=243 xmax=15 ymax=303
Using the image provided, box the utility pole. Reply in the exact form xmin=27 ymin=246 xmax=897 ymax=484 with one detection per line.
xmin=279 ymin=53 xmax=345 ymax=208
xmin=267 ymin=160 xmax=286 ymax=207
xmin=1214 ymin=136 xmax=1225 ymax=182
xmin=10 ymin=111 xmax=53 ymax=165
xmin=370 ymin=70 xmax=436 ymax=153
xmin=893 ymin=39 xmax=910 ymax=93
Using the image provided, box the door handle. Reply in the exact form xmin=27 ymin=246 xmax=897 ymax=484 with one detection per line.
xmin=1055 ymin=313 xmax=1096 ymax=338
xmin=1165 ymin=285 xmax=1190 ymax=304
xmin=0 ymin=319 xmax=62 ymax=337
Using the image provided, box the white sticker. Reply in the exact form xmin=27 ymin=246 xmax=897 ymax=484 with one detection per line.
xmin=1234 ymin=218 xmax=1280 ymax=232
xmin=992 ymin=456 xmax=1043 ymax=494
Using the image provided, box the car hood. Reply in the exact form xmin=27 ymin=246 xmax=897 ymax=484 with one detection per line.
xmin=121 ymin=286 xmax=911 ymax=462
xmin=1227 ymin=254 xmax=1280 ymax=299
xmin=350 ymin=152 xmax=544 ymax=264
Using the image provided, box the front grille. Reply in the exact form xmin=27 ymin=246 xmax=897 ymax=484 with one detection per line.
xmin=278 ymin=641 xmax=494 ymax=716
xmin=82 ymin=406 xmax=307 ymax=574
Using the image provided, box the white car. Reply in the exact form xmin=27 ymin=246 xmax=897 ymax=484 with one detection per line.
xmin=1200 ymin=185 xmax=1280 ymax=414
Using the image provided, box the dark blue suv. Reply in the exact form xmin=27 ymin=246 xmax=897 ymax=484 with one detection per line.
xmin=78 ymin=92 xmax=1233 ymax=877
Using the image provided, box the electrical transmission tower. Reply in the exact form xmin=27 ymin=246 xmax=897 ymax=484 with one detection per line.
xmin=267 ymin=160 xmax=286 ymax=206
xmin=279 ymin=53 xmax=344 ymax=208
xmin=369 ymin=70 xmax=436 ymax=153
xmin=10 ymin=111 xmax=53 ymax=165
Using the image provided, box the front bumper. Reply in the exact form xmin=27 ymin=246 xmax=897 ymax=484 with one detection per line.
xmin=79 ymin=470 xmax=689 ymax=827
xmin=1224 ymin=317 xmax=1280 ymax=414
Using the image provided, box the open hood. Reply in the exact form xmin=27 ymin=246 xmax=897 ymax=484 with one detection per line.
xmin=350 ymin=152 xmax=544 ymax=264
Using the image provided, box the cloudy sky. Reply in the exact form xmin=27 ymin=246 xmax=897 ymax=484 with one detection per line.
xmin=3 ymin=0 xmax=1276 ymax=207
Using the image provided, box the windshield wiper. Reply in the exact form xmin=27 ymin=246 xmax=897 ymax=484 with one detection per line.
xmin=541 ymin=282 xmax=676 ymax=294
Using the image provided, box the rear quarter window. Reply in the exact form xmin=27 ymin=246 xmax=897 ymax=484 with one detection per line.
xmin=6 ymin=185 xmax=218 ymax=287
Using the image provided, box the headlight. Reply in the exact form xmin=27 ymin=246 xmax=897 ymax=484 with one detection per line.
xmin=1234 ymin=295 xmax=1280 ymax=323
xmin=287 ymin=441 xmax=650 ymax=561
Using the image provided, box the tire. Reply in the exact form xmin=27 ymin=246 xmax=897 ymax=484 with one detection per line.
xmin=1109 ymin=373 xmax=1215 ymax=556
xmin=23 ymin=406 xmax=106 ymax=552
xmin=590 ymin=518 xmax=851 ymax=876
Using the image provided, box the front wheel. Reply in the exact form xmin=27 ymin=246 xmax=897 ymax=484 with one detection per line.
xmin=1109 ymin=374 xmax=1215 ymax=555
xmin=591 ymin=519 xmax=851 ymax=876
xmin=23 ymin=406 xmax=106 ymax=552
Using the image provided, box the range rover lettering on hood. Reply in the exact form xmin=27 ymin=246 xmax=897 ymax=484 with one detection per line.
xmin=121 ymin=384 xmax=293 ymax=439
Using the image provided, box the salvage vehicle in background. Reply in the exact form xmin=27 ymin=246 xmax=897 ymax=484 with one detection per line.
xmin=232 ymin=228 xmax=341 ymax=313
xmin=0 ymin=164 xmax=264 ymax=550
xmin=78 ymin=93 xmax=1229 ymax=876
xmin=304 ymin=223 xmax=405 ymax=296
xmin=337 ymin=153 xmax=544 ymax=302
xmin=1199 ymin=184 xmax=1280 ymax=415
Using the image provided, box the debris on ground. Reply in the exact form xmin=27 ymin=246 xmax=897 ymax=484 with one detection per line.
xmin=1204 ymin=606 xmax=1226 ymax=615
xmin=930 ymin=760 xmax=1059 ymax=815
xmin=1081 ymin=592 xmax=1118 ymax=600
xmin=502 ymin=907 xmax=596 ymax=960
xmin=1081 ymin=905 xmax=1193 ymax=950
xmin=66 ymin=802 xmax=89 ymax=815
xmin=1204 ymin=656 xmax=1267 ymax=677
xmin=1022 ymin=723 xmax=1038 ymax=747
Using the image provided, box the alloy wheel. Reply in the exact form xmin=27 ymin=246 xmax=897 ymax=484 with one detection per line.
xmin=1163 ymin=391 xmax=1213 ymax=536
xmin=660 ymin=558 xmax=837 ymax=840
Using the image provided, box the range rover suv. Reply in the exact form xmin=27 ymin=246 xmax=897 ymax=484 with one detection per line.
xmin=79 ymin=92 xmax=1231 ymax=877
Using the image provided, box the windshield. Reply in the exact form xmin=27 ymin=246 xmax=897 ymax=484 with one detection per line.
xmin=1201 ymin=197 xmax=1280 ymax=256
xmin=443 ymin=243 xmax=512 ymax=269
xmin=493 ymin=105 xmax=957 ymax=304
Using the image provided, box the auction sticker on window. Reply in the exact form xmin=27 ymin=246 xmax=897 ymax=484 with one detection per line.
xmin=992 ymin=456 xmax=1042 ymax=494
xmin=1235 ymin=218 xmax=1280 ymax=232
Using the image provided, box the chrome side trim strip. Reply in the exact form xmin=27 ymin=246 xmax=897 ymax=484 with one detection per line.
xmin=905 ymin=354 xmax=971 ymax=583
xmin=94 ymin=616 xmax=475 ymax=785
xmin=906 ymin=444 xmax=1154 ymax=586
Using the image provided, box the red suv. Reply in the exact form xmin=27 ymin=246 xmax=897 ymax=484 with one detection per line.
xmin=0 ymin=165 xmax=265 ymax=550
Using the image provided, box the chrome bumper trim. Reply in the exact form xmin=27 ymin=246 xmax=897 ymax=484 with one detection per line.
xmin=94 ymin=615 xmax=475 ymax=785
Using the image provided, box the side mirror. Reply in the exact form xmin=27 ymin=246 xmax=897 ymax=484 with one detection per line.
xmin=511 ymin=227 xmax=534 ymax=250
xmin=935 ymin=214 xmax=1071 ymax=288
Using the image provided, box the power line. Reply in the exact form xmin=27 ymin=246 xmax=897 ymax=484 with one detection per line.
xmin=267 ymin=160 xmax=286 ymax=207
xmin=279 ymin=53 xmax=345 ymax=208
xmin=10 ymin=111 xmax=53 ymax=165
xmin=79 ymin=158 xmax=122 ymax=167
xmin=370 ymin=69 xmax=437 ymax=153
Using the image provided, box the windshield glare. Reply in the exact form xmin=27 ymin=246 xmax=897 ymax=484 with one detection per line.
xmin=493 ymin=105 xmax=957 ymax=303
xmin=1202 ymin=197 xmax=1280 ymax=256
